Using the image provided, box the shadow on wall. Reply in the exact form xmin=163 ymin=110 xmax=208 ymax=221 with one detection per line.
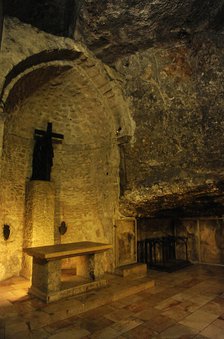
xmin=137 ymin=217 xmax=224 ymax=266
xmin=4 ymin=0 xmax=84 ymax=37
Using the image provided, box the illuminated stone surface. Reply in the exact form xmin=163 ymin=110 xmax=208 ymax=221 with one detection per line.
xmin=1 ymin=2 xmax=224 ymax=288
xmin=0 ymin=265 xmax=224 ymax=338
xmin=22 ymin=181 xmax=55 ymax=279
xmin=24 ymin=241 xmax=112 ymax=302
xmin=24 ymin=241 xmax=112 ymax=260
xmin=0 ymin=17 xmax=133 ymax=281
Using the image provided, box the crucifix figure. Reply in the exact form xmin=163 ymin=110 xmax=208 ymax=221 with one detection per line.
xmin=31 ymin=122 xmax=64 ymax=181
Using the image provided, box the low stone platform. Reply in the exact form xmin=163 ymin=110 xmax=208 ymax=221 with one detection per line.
xmin=0 ymin=271 xmax=155 ymax=331
xmin=29 ymin=277 xmax=109 ymax=303
xmin=115 ymin=263 xmax=147 ymax=278
xmin=54 ymin=270 xmax=155 ymax=312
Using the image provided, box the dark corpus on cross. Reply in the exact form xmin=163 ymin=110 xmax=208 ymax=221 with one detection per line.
xmin=31 ymin=122 xmax=64 ymax=181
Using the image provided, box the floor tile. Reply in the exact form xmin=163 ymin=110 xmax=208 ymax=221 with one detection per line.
xmin=111 ymin=317 xmax=143 ymax=335
xmin=124 ymin=300 xmax=151 ymax=313
xmin=212 ymin=318 xmax=224 ymax=329
xmin=135 ymin=306 xmax=160 ymax=321
xmin=122 ymin=323 xmax=159 ymax=338
xmin=200 ymin=323 xmax=224 ymax=339
xmin=144 ymin=314 xmax=176 ymax=333
xmin=155 ymin=297 xmax=182 ymax=311
xmin=199 ymin=298 xmax=224 ymax=316
xmin=162 ymin=304 xmax=191 ymax=321
xmin=160 ymin=323 xmax=198 ymax=338
xmin=90 ymin=326 xmax=119 ymax=339
xmin=1 ymin=264 xmax=224 ymax=338
xmin=104 ymin=308 xmax=134 ymax=322
xmin=179 ymin=309 xmax=218 ymax=331
xmin=44 ymin=319 xmax=72 ymax=334
xmin=49 ymin=327 xmax=90 ymax=339
xmin=75 ymin=316 xmax=114 ymax=333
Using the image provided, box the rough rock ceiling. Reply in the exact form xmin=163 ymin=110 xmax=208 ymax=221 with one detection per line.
xmin=77 ymin=0 xmax=224 ymax=64
xmin=5 ymin=1 xmax=224 ymax=64
xmin=120 ymin=182 xmax=224 ymax=218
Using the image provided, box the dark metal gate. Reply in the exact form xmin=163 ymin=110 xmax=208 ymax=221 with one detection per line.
xmin=137 ymin=236 xmax=190 ymax=272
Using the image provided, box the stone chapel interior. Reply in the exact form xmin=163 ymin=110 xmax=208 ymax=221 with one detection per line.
xmin=1 ymin=0 xmax=224 ymax=295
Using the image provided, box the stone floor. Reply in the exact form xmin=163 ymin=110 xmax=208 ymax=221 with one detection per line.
xmin=0 ymin=264 xmax=224 ymax=338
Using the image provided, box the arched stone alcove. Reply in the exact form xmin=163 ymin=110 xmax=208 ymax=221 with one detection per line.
xmin=0 ymin=17 xmax=134 ymax=281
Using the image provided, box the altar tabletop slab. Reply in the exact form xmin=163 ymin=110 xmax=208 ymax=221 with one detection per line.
xmin=24 ymin=241 xmax=112 ymax=260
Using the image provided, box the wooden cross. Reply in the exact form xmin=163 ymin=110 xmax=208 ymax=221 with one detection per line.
xmin=34 ymin=122 xmax=64 ymax=143
xmin=31 ymin=122 xmax=64 ymax=181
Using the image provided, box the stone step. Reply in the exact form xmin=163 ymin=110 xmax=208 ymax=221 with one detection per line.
xmin=115 ymin=263 xmax=147 ymax=278
xmin=109 ymin=275 xmax=155 ymax=302
xmin=62 ymin=274 xmax=155 ymax=316
xmin=29 ymin=278 xmax=109 ymax=303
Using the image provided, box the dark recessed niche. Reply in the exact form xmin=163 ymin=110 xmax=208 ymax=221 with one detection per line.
xmin=59 ymin=221 xmax=67 ymax=235
xmin=3 ymin=224 xmax=10 ymax=240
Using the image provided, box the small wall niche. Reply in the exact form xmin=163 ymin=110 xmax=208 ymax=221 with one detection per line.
xmin=3 ymin=224 xmax=10 ymax=240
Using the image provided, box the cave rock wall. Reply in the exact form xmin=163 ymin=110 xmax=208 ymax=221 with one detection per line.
xmin=115 ymin=34 xmax=224 ymax=217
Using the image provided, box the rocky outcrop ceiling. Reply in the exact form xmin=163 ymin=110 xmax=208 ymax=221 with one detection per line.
xmin=78 ymin=0 xmax=224 ymax=64
xmin=5 ymin=0 xmax=224 ymax=64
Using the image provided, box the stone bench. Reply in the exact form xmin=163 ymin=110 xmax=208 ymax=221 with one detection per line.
xmin=24 ymin=241 xmax=112 ymax=303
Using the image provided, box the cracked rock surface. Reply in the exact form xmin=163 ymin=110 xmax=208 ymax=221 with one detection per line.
xmin=77 ymin=0 xmax=224 ymax=64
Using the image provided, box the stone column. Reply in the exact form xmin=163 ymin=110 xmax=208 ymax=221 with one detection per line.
xmin=21 ymin=180 xmax=55 ymax=278
xmin=88 ymin=253 xmax=105 ymax=280
xmin=31 ymin=258 xmax=61 ymax=299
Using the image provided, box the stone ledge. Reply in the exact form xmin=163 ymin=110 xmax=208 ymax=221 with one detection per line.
xmin=115 ymin=263 xmax=147 ymax=278
xmin=29 ymin=278 xmax=108 ymax=303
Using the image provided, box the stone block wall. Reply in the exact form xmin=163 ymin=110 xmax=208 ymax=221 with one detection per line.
xmin=0 ymin=17 xmax=134 ymax=281
xmin=137 ymin=218 xmax=174 ymax=241
xmin=0 ymin=66 xmax=117 ymax=279
xmin=138 ymin=217 xmax=224 ymax=265
xmin=176 ymin=218 xmax=224 ymax=265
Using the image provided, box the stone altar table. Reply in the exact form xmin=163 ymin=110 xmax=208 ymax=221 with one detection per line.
xmin=24 ymin=241 xmax=112 ymax=303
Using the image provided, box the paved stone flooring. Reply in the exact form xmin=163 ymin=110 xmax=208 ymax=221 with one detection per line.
xmin=0 ymin=264 xmax=224 ymax=338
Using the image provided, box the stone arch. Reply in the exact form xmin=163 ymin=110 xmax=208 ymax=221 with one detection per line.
xmin=1 ymin=49 xmax=81 ymax=103
xmin=0 ymin=17 xmax=134 ymax=137
xmin=0 ymin=17 xmax=134 ymax=281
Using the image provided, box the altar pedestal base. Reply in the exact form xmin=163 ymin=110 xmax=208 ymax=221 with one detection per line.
xmin=22 ymin=181 xmax=55 ymax=278
xmin=24 ymin=241 xmax=112 ymax=303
